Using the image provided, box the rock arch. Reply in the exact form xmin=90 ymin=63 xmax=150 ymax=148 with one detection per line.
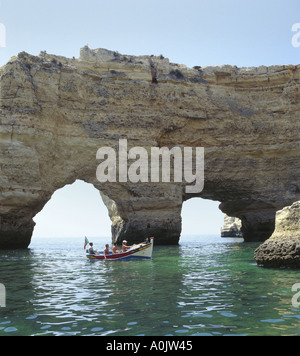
xmin=0 ymin=47 xmax=299 ymax=248
xmin=32 ymin=179 xmax=111 ymax=238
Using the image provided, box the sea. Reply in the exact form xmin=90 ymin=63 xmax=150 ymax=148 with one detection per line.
xmin=0 ymin=235 xmax=299 ymax=337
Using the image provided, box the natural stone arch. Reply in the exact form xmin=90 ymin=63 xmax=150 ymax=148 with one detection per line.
xmin=32 ymin=179 xmax=111 ymax=238
xmin=0 ymin=47 xmax=299 ymax=249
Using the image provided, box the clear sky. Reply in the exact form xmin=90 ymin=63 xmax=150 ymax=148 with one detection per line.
xmin=0 ymin=0 xmax=299 ymax=238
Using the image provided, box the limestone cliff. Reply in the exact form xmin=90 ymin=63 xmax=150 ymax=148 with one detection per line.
xmin=0 ymin=47 xmax=299 ymax=248
xmin=255 ymin=201 xmax=300 ymax=268
xmin=221 ymin=215 xmax=242 ymax=238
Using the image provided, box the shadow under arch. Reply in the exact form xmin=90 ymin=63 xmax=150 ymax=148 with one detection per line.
xmin=32 ymin=180 xmax=111 ymax=240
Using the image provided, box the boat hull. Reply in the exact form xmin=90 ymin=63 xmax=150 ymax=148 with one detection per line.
xmin=87 ymin=238 xmax=154 ymax=261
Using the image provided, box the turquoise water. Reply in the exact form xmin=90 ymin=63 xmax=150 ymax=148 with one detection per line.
xmin=0 ymin=236 xmax=299 ymax=336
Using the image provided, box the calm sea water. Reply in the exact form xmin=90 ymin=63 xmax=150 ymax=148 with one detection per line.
xmin=0 ymin=235 xmax=299 ymax=336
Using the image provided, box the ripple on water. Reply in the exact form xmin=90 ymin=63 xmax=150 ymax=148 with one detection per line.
xmin=0 ymin=237 xmax=300 ymax=336
xmin=4 ymin=327 xmax=18 ymax=333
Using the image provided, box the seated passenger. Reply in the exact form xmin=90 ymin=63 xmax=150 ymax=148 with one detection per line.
xmin=112 ymin=244 xmax=121 ymax=254
xmin=122 ymin=240 xmax=129 ymax=252
xmin=104 ymin=244 xmax=110 ymax=259
xmin=88 ymin=242 xmax=100 ymax=255
xmin=88 ymin=242 xmax=96 ymax=255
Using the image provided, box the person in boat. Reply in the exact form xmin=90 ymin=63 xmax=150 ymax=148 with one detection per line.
xmin=122 ymin=240 xmax=130 ymax=252
xmin=112 ymin=243 xmax=121 ymax=254
xmin=88 ymin=242 xmax=97 ymax=255
xmin=104 ymin=244 xmax=110 ymax=259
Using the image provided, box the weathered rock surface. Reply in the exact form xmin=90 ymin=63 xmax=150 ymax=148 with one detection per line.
xmin=221 ymin=215 xmax=242 ymax=238
xmin=255 ymin=201 xmax=300 ymax=268
xmin=0 ymin=47 xmax=299 ymax=248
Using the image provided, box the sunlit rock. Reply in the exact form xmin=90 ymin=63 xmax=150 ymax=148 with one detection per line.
xmin=255 ymin=201 xmax=300 ymax=268
xmin=0 ymin=47 xmax=299 ymax=248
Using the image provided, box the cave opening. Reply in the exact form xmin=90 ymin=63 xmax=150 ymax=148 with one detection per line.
xmin=180 ymin=198 xmax=226 ymax=242
xmin=32 ymin=180 xmax=111 ymax=241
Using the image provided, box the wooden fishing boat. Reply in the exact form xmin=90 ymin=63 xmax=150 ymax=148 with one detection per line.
xmin=86 ymin=237 xmax=154 ymax=261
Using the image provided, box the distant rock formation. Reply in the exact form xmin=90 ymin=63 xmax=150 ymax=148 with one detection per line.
xmin=0 ymin=47 xmax=299 ymax=249
xmin=255 ymin=201 xmax=300 ymax=268
xmin=221 ymin=215 xmax=243 ymax=238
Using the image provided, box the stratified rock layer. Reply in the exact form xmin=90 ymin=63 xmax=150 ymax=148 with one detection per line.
xmin=255 ymin=201 xmax=300 ymax=268
xmin=0 ymin=47 xmax=299 ymax=248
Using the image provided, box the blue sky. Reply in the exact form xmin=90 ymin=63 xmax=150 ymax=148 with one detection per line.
xmin=1 ymin=0 xmax=299 ymax=67
xmin=0 ymin=0 xmax=299 ymax=238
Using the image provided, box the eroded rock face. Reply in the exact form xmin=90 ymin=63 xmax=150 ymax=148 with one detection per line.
xmin=0 ymin=47 xmax=299 ymax=248
xmin=221 ymin=215 xmax=242 ymax=238
xmin=255 ymin=201 xmax=300 ymax=268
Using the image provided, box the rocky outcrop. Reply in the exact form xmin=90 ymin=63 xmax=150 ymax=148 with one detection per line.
xmin=255 ymin=201 xmax=300 ymax=268
xmin=221 ymin=215 xmax=242 ymax=238
xmin=0 ymin=47 xmax=299 ymax=248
